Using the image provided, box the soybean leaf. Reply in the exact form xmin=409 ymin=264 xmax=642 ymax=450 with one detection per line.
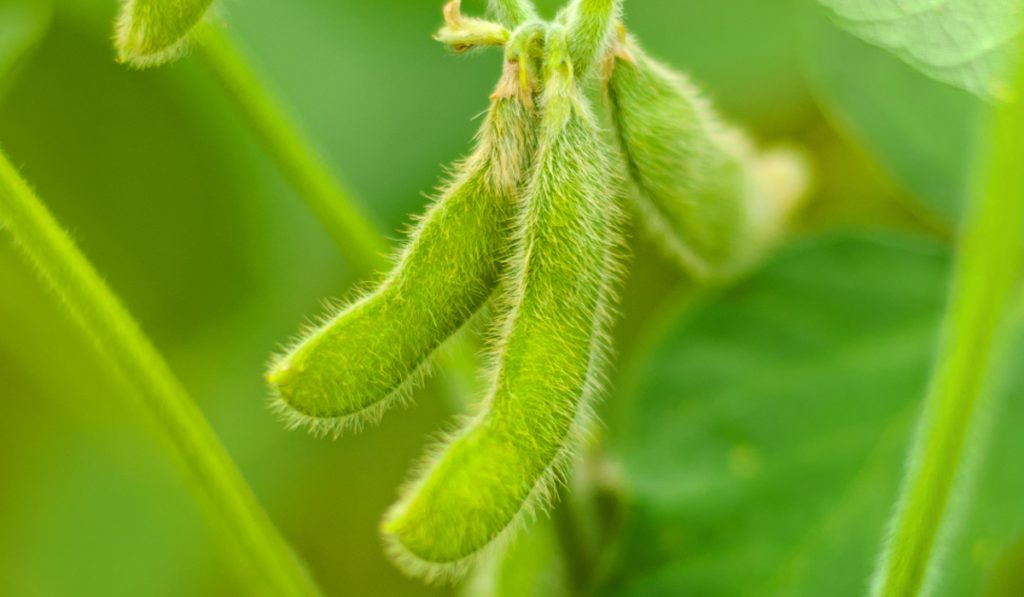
xmin=802 ymin=7 xmax=983 ymax=223
xmin=814 ymin=0 xmax=1023 ymax=99
xmin=599 ymin=232 xmax=1024 ymax=596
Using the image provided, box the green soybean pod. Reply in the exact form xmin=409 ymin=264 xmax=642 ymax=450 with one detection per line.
xmin=606 ymin=32 xmax=808 ymax=279
xmin=266 ymin=61 xmax=538 ymax=437
xmin=489 ymin=0 xmax=538 ymax=29
xmin=381 ymin=27 xmax=621 ymax=583
xmin=562 ymin=0 xmax=622 ymax=81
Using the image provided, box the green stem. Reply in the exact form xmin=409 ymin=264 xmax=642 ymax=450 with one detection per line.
xmin=0 ymin=149 xmax=321 ymax=597
xmin=489 ymin=0 xmax=539 ymax=28
xmin=872 ymin=53 xmax=1024 ymax=597
xmin=196 ymin=25 xmax=388 ymax=277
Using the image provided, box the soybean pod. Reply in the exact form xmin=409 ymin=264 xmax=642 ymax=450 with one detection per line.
xmin=267 ymin=61 xmax=538 ymax=436
xmin=382 ymin=26 xmax=621 ymax=583
xmin=488 ymin=0 xmax=539 ymax=29
xmin=116 ymin=0 xmax=214 ymax=67
xmin=562 ymin=0 xmax=622 ymax=81
xmin=606 ymin=31 xmax=808 ymax=279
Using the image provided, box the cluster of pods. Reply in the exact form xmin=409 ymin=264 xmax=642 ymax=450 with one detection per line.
xmin=266 ymin=0 xmax=808 ymax=583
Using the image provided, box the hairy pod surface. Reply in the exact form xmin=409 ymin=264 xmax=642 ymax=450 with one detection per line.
xmin=382 ymin=27 xmax=622 ymax=583
xmin=607 ymin=34 xmax=808 ymax=279
xmin=488 ymin=0 xmax=538 ymax=29
xmin=266 ymin=64 xmax=538 ymax=437
xmin=115 ymin=0 xmax=214 ymax=67
xmin=563 ymin=0 xmax=621 ymax=82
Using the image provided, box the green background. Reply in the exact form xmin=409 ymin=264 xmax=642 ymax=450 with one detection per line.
xmin=1 ymin=0 xmax=1019 ymax=595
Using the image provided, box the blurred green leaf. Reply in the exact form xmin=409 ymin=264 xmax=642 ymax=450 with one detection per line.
xmin=815 ymin=0 xmax=1022 ymax=99
xmin=600 ymin=233 xmax=1024 ymax=596
xmin=602 ymin=233 xmax=946 ymax=595
xmin=803 ymin=7 xmax=983 ymax=223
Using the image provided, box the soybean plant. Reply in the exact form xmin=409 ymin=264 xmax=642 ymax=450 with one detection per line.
xmin=268 ymin=0 xmax=809 ymax=583
xmin=382 ymin=24 xmax=622 ymax=582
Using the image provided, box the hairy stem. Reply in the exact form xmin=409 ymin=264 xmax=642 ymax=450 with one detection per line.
xmin=489 ymin=0 xmax=538 ymax=28
xmin=872 ymin=51 xmax=1024 ymax=597
xmin=197 ymin=25 xmax=388 ymax=277
xmin=0 ymin=149 xmax=321 ymax=597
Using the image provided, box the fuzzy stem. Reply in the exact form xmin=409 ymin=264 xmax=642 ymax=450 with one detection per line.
xmin=0 ymin=149 xmax=321 ymax=597
xmin=489 ymin=0 xmax=538 ymax=28
xmin=871 ymin=51 xmax=1024 ymax=597
xmin=196 ymin=25 xmax=388 ymax=277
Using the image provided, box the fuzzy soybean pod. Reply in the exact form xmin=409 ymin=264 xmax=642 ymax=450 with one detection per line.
xmin=266 ymin=63 xmax=538 ymax=437
xmin=489 ymin=0 xmax=538 ymax=28
xmin=607 ymin=33 xmax=808 ymax=279
xmin=563 ymin=0 xmax=622 ymax=81
xmin=382 ymin=27 xmax=621 ymax=583
xmin=115 ymin=0 xmax=214 ymax=67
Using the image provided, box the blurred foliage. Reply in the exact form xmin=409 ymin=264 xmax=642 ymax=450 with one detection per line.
xmin=0 ymin=0 xmax=1014 ymax=596
xmin=814 ymin=0 xmax=1022 ymax=99
xmin=601 ymin=233 xmax=1024 ymax=595
xmin=802 ymin=6 xmax=983 ymax=224
xmin=606 ymin=233 xmax=950 ymax=595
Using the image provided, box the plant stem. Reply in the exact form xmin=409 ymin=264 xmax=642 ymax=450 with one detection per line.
xmin=0 ymin=149 xmax=321 ymax=597
xmin=871 ymin=52 xmax=1024 ymax=597
xmin=196 ymin=25 xmax=388 ymax=278
xmin=489 ymin=0 xmax=539 ymax=28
